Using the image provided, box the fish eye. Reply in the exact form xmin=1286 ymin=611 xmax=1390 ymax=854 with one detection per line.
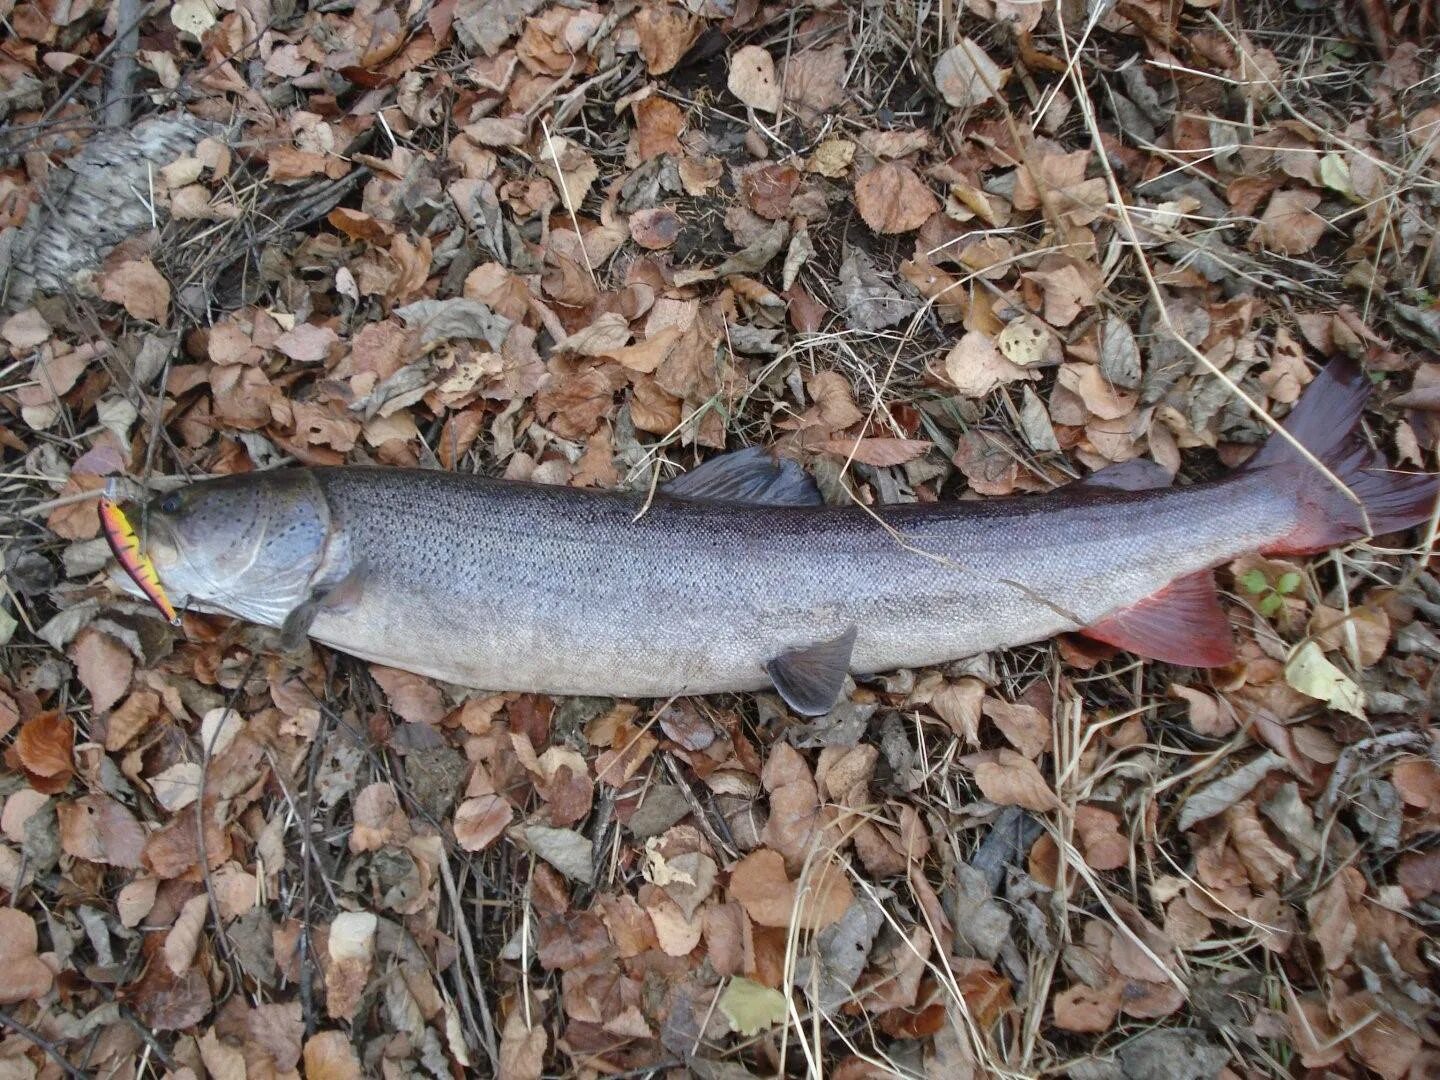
xmin=159 ymin=494 xmax=181 ymax=514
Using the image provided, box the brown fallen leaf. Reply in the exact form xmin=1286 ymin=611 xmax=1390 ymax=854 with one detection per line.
xmin=99 ymin=257 xmax=171 ymax=322
xmin=57 ymin=794 xmax=147 ymax=868
xmin=934 ymin=38 xmax=1008 ymax=110
xmin=455 ymin=793 xmax=513 ymax=851
xmin=633 ymin=96 xmax=685 ymax=160
xmin=812 ymin=437 xmax=933 ymax=467
xmin=727 ymin=847 xmax=852 ymax=930
xmin=728 ymin=45 xmax=780 ymax=113
xmin=1252 ymin=189 xmax=1326 ymax=255
xmin=968 ymin=749 xmax=1060 ymax=812
xmin=854 ymin=163 xmax=939 ymax=234
xmin=164 ymin=892 xmax=208 ymax=975
xmin=303 ymin=1031 xmax=364 ymax=1080
xmin=944 ymin=331 xmax=1039 ymax=398
xmin=982 ymin=697 xmax=1051 ymax=758
xmin=0 ymin=908 xmax=55 ymax=1004
xmin=1052 ymin=979 xmax=1122 ymax=1033
xmin=632 ymin=4 xmax=697 ymax=75
xmin=370 ymin=664 xmax=446 ymax=725
xmin=629 ymin=206 xmax=681 ymax=250
xmin=498 ymin=1006 xmax=547 ymax=1080
xmin=70 ymin=627 xmax=133 ymax=714
xmin=15 ymin=710 xmax=74 ymax=781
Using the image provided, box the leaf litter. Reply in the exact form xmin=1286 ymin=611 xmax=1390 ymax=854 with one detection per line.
xmin=2 ymin=0 xmax=1440 ymax=1077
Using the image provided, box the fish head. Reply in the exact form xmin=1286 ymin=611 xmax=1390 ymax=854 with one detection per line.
xmin=134 ymin=471 xmax=331 ymax=626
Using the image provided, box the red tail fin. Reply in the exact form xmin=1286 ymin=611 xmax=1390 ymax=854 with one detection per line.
xmin=1249 ymin=359 xmax=1438 ymax=554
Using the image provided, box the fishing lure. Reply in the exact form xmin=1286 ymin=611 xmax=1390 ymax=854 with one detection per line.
xmin=98 ymin=492 xmax=182 ymax=626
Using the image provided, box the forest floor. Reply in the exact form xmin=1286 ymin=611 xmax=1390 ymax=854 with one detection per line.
xmin=2 ymin=0 xmax=1440 ymax=1077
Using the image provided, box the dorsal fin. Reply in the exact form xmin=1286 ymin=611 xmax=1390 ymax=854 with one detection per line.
xmin=766 ymin=627 xmax=856 ymax=716
xmin=663 ymin=447 xmax=823 ymax=506
xmin=1078 ymin=458 xmax=1173 ymax=492
xmin=1081 ymin=571 xmax=1234 ymax=666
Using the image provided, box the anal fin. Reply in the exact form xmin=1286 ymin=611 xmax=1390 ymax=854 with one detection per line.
xmin=1081 ymin=571 xmax=1234 ymax=667
xmin=766 ymin=627 xmax=856 ymax=716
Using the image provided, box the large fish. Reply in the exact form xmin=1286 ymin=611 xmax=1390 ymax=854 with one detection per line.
xmin=103 ymin=360 xmax=1436 ymax=715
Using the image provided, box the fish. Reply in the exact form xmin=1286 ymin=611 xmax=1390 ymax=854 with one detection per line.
xmin=103 ymin=359 xmax=1436 ymax=715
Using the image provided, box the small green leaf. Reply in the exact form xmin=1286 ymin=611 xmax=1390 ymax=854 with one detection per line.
xmin=1237 ymin=569 xmax=1268 ymax=595
xmin=719 ymin=977 xmax=788 ymax=1036
xmin=1275 ymin=572 xmax=1302 ymax=596
xmin=1259 ymin=593 xmax=1284 ymax=617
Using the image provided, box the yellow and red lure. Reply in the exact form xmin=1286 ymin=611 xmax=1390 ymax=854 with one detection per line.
xmin=98 ymin=495 xmax=182 ymax=626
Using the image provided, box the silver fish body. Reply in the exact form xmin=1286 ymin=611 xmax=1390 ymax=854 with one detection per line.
xmin=298 ymin=466 xmax=1274 ymax=694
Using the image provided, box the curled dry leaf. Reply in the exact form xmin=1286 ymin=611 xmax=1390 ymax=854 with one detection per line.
xmin=854 ymin=163 xmax=939 ymax=234
xmin=728 ymin=45 xmax=780 ymax=113
xmin=164 ymin=892 xmax=209 ymax=975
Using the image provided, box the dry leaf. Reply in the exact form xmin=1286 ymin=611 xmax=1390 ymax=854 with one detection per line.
xmin=498 ymin=1007 xmax=546 ymax=1080
xmin=934 ymin=38 xmax=1008 ymax=109
xmin=996 ymin=316 xmax=1055 ymax=366
xmin=855 ymin=163 xmax=939 ymax=234
xmin=1052 ymin=980 xmax=1121 ymax=1033
xmin=982 ymin=698 xmax=1051 ymax=758
xmin=728 ymin=45 xmax=780 ymax=113
xmin=70 ymin=627 xmax=132 ymax=714
xmin=15 ymin=711 xmax=74 ymax=779
xmin=931 ymin=678 xmax=984 ymax=742
xmin=165 ymin=893 xmax=209 ymax=975
xmin=944 ymin=331 xmax=1039 ymax=397
xmin=370 ymin=665 xmax=446 ymax=724
xmin=149 ymin=762 xmax=202 ymax=812
xmin=99 ymin=258 xmax=170 ymax=322
xmin=0 ymin=908 xmax=54 ymax=1004
xmin=303 ymin=1031 xmax=364 ymax=1080
xmin=1252 ymin=189 xmax=1325 ymax=255
xmin=728 ymin=848 xmax=852 ymax=930
xmin=812 ymin=437 xmax=933 ymax=467
xmin=58 ymin=794 xmax=144 ymax=869
xmin=629 ymin=206 xmax=681 ymax=250
xmin=970 ymin=749 xmax=1060 ymax=811
xmin=454 ymin=794 xmax=513 ymax=851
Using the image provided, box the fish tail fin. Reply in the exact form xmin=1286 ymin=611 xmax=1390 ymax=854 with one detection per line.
xmin=1247 ymin=358 xmax=1438 ymax=555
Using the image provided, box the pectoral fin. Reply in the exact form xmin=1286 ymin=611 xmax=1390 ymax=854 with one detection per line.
xmin=663 ymin=447 xmax=823 ymax=506
xmin=1077 ymin=458 xmax=1173 ymax=491
xmin=279 ymin=559 xmax=368 ymax=652
xmin=766 ymin=627 xmax=857 ymax=716
xmin=1081 ymin=571 xmax=1234 ymax=667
